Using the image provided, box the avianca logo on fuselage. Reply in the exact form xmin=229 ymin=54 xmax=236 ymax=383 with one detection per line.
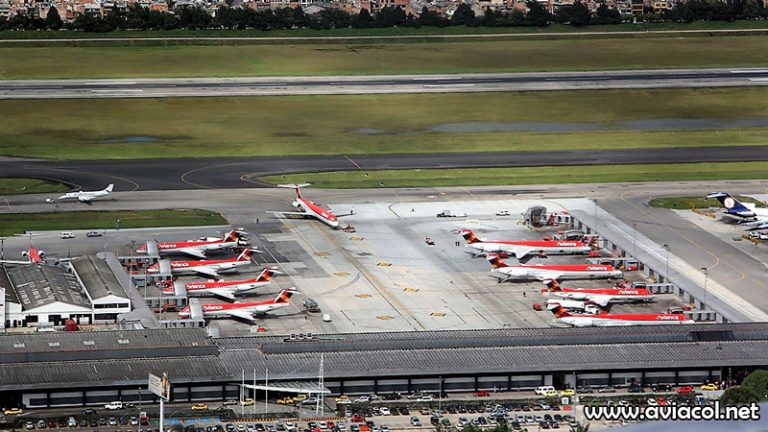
xmin=585 ymin=266 xmax=612 ymax=271
xmin=555 ymin=242 xmax=579 ymax=247
xmin=617 ymin=290 xmax=641 ymax=295
xmin=656 ymin=315 xmax=683 ymax=321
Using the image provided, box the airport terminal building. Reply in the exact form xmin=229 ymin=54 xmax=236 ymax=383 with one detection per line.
xmin=1 ymin=324 xmax=767 ymax=408
xmin=0 ymin=254 xmax=131 ymax=329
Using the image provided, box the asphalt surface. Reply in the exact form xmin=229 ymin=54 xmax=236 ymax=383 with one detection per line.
xmin=3 ymin=68 xmax=768 ymax=99
xmin=1 ymin=145 xmax=766 ymax=191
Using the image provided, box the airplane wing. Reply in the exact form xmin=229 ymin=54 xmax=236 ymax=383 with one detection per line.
xmin=590 ymin=295 xmax=611 ymax=307
xmin=224 ymin=310 xmax=258 ymax=323
xmin=534 ymin=272 xmax=563 ymax=281
xmin=194 ymin=267 xmax=221 ymax=278
xmin=506 ymin=246 xmax=531 ymax=259
xmin=213 ymin=289 xmax=237 ymax=302
xmin=0 ymin=259 xmax=30 ymax=265
xmin=328 ymin=210 xmax=355 ymax=218
xmin=266 ymin=211 xmax=308 ymax=217
xmin=179 ymin=248 xmax=207 ymax=259
xmin=78 ymin=195 xmax=94 ymax=202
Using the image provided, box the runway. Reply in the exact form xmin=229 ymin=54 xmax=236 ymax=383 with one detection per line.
xmin=2 ymin=145 xmax=767 ymax=191
xmin=3 ymin=68 xmax=768 ymax=99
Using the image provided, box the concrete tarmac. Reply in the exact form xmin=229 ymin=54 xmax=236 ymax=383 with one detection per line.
xmin=2 ymin=68 xmax=768 ymax=99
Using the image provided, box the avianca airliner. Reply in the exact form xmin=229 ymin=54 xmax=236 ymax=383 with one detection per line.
xmin=148 ymin=248 xmax=258 ymax=278
xmin=0 ymin=245 xmax=45 ymax=265
xmin=162 ymin=267 xmax=281 ymax=301
xmin=548 ymin=303 xmax=694 ymax=327
xmin=267 ymin=183 xmax=352 ymax=229
xmin=461 ymin=229 xmax=592 ymax=259
xmin=178 ymin=289 xmax=297 ymax=323
xmin=487 ymin=254 xmax=623 ymax=282
xmin=542 ymin=279 xmax=654 ymax=307
xmin=138 ymin=229 xmax=248 ymax=259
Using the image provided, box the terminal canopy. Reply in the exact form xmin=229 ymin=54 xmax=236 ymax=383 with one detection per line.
xmin=241 ymin=381 xmax=330 ymax=394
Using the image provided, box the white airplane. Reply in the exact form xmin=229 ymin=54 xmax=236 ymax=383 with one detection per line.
xmin=162 ymin=267 xmax=281 ymax=301
xmin=548 ymin=303 xmax=694 ymax=327
xmin=486 ymin=254 xmax=623 ymax=282
xmin=148 ymin=248 xmax=258 ymax=278
xmin=542 ymin=279 xmax=655 ymax=307
xmin=460 ymin=229 xmax=592 ymax=260
xmin=267 ymin=183 xmax=353 ymax=229
xmin=178 ymin=289 xmax=298 ymax=323
xmin=137 ymin=229 xmax=248 ymax=259
xmin=706 ymin=192 xmax=768 ymax=230
xmin=47 ymin=184 xmax=114 ymax=203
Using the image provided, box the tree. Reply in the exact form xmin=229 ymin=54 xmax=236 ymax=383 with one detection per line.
xmin=594 ymin=0 xmax=622 ymax=23
xmin=352 ymin=8 xmax=374 ymax=28
xmin=720 ymin=386 xmax=760 ymax=405
xmin=743 ymin=0 xmax=765 ymax=17
xmin=570 ymin=0 xmax=590 ymax=25
xmin=481 ymin=7 xmax=498 ymax=26
xmin=292 ymin=6 xmax=309 ymax=28
xmin=525 ymin=0 xmax=551 ymax=26
xmin=742 ymin=369 xmax=768 ymax=399
xmin=46 ymin=6 xmax=63 ymax=30
xmin=419 ymin=6 xmax=448 ymax=26
xmin=451 ymin=3 xmax=476 ymax=25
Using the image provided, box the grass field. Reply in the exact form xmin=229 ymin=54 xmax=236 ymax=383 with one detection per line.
xmin=0 ymin=178 xmax=69 ymax=195
xmin=259 ymin=162 xmax=768 ymax=188
xmin=1 ymin=20 xmax=767 ymax=40
xmin=2 ymin=88 xmax=768 ymax=160
xmin=1 ymin=36 xmax=767 ymax=79
xmin=649 ymin=195 xmax=764 ymax=209
xmin=0 ymin=209 xmax=227 ymax=236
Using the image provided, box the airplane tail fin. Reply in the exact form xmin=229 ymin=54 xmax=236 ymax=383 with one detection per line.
xmin=486 ymin=253 xmax=508 ymax=268
xmin=278 ymin=183 xmax=311 ymax=198
xmin=258 ymin=266 xmax=282 ymax=281
xmin=460 ymin=229 xmax=480 ymax=244
xmin=544 ymin=279 xmax=561 ymax=292
xmin=274 ymin=289 xmax=298 ymax=304
xmin=105 ymin=184 xmax=114 ymax=193
xmin=547 ymin=302 xmax=571 ymax=318
xmin=237 ymin=248 xmax=260 ymax=261
xmin=706 ymin=192 xmax=754 ymax=214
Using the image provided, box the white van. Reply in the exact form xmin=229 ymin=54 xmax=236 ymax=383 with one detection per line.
xmin=322 ymin=314 xmax=332 ymax=322
xmin=67 ymin=417 xmax=77 ymax=427
xmin=59 ymin=231 xmax=75 ymax=239
xmin=534 ymin=386 xmax=556 ymax=396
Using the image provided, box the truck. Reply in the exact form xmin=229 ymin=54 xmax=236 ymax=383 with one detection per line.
xmin=436 ymin=210 xmax=467 ymax=218
xmin=303 ymin=298 xmax=320 ymax=313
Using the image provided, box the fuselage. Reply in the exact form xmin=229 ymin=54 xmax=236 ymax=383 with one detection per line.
xmin=296 ymin=197 xmax=339 ymax=228
xmin=178 ymin=300 xmax=287 ymax=318
xmin=556 ymin=313 xmax=694 ymax=327
xmin=468 ymin=240 xmax=591 ymax=256
xmin=157 ymin=239 xmax=241 ymax=255
xmin=547 ymin=287 xmax=654 ymax=304
xmin=163 ymin=278 xmax=268 ymax=296
xmin=493 ymin=264 xmax=623 ymax=281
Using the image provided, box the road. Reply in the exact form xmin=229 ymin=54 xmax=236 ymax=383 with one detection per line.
xmin=2 ymin=145 xmax=768 ymax=191
xmin=3 ymin=68 xmax=768 ymax=99
xmin=0 ymin=27 xmax=766 ymax=45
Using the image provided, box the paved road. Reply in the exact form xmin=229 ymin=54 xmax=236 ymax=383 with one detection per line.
xmin=0 ymin=27 xmax=766 ymax=44
xmin=1 ymin=145 xmax=767 ymax=191
xmin=3 ymin=68 xmax=768 ymax=99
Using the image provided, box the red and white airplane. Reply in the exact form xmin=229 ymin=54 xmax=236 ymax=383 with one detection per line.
xmin=0 ymin=244 xmax=45 ymax=265
xmin=178 ymin=289 xmax=298 ymax=323
xmin=461 ymin=229 xmax=592 ymax=260
xmin=137 ymin=229 xmax=248 ymax=259
xmin=267 ymin=183 xmax=352 ymax=229
xmin=548 ymin=302 xmax=694 ymax=327
xmin=162 ymin=267 xmax=281 ymax=301
xmin=487 ymin=254 xmax=623 ymax=282
xmin=148 ymin=248 xmax=258 ymax=278
xmin=542 ymin=279 xmax=654 ymax=307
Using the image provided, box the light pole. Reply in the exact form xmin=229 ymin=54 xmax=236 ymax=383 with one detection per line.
xmin=0 ymin=237 xmax=4 ymax=260
xmin=662 ymin=244 xmax=670 ymax=282
xmin=701 ymin=267 xmax=709 ymax=309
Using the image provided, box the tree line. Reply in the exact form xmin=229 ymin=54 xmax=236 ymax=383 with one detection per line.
xmin=0 ymin=0 xmax=765 ymax=33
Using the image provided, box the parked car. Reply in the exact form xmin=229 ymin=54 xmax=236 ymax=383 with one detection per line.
xmin=559 ymin=389 xmax=576 ymax=397
xmin=576 ymin=386 xmax=593 ymax=394
xmin=701 ymin=384 xmax=719 ymax=391
xmin=86 ymin=231 xmax=103 ymax=237
xmin=598 ymin=386 xmax=616 ymax=393
xmin=191 ymin=404 xmax=209 ymax=411
xmin=3 ymin=408 xmax=22 ymax=415
xmin=677 ymin=386 xmax=694 ymax=394
xmin=409 ymin=417 xmax=421 ymax=427
xmin=473 ymin=390 xmax=490 ymax=397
